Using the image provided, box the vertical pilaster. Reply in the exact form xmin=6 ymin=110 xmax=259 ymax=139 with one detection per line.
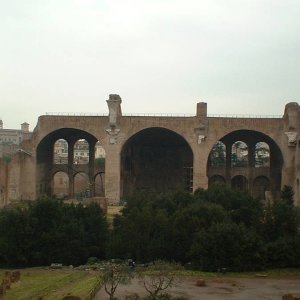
xmin=67 ymin=140 xmax=75 ymax=198
xmin=225 ymin=142 xmax=232 ymax=185
xmin=193 ymin=147 xmax=208 ymax=191
xmin=248 ymin=142 xmax=256 ymax=194
xmin=88 ymin=140 xmax=96 ymax=197
xmin=105 ymin=144 xmax=121 ymax=204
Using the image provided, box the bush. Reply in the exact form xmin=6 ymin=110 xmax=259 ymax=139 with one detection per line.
xmin=189 ymin=222 xmax=266 ymax=271
xmin=0 ymin=197 xmax=108 ymax=267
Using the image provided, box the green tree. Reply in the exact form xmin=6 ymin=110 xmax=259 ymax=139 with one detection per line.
xmin=0 ymin=208 xmax=31 ymax=267
xmin=194 ymin=185 xmax=263 ymax=228
xmin=281 ymin=185 xmax=295 ymax=205
xmin=263 ymin=186 xmax=299 ymax=242
xmin=0 ymin=197 xmax=109 ymax=267
xmin=171 ymin=202 xmax=229 ymax=262
xmin=189 ymin=222 xmax=265 ymax=271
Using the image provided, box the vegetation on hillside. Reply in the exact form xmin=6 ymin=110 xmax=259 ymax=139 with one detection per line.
xmin=0 ymin=185 xmax=300 ymax=272
xmin=107 ymin=185 xmax=300 ymax=271
xmin=0 ymin=198 xmax=108 ymax=267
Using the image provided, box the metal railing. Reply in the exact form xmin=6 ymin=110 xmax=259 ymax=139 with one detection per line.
xmin=208 ymin=114 xmax=282 ymax=119
xmin=46 ymin=112 xmax=106 ymax=116
xmin=123 ymin=113 xmax=194 ymax=117
xmin=45 ymin=112 xmax=283 ymax=119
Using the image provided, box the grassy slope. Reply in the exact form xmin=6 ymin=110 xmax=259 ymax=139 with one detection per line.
xmin=2 ymin=268 xmax=300 ymax=299
xmin=0 ymin=268 xmax=101 ymax=300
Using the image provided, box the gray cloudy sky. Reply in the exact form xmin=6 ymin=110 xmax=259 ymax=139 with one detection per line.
xmin=1 ymin=0 xmax=300 ymax=129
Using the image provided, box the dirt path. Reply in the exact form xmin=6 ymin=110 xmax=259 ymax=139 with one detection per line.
xmin=95 ymin=276 xmax=300 ymax=300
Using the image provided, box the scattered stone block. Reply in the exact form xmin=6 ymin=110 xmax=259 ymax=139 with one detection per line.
xmin=11 ymin=271 xmax=21 ymax=283
xmin=50 ymin=263 xmax=63 ymax=269
xmin=255 ymin=273 xmax=268 ymax=277
xmin=196 ymin=279 xmax=206 ymax=286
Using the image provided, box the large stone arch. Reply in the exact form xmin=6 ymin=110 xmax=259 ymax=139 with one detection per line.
xmin=207 ymin=129 xmax=283 ymax=197
xmin=36 ymin=128 xmax=99 ymax=198
xmin=120 ymin=127 xmax=194 ymax=198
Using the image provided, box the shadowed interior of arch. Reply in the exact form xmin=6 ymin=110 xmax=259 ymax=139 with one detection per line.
xmin=120 ymin=127 xmax=194 ymax=198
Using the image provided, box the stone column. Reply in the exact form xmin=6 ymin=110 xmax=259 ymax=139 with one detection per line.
xmin=105 ymin=94 xmax=123 ymax=204
xmin=88 ymin=140 xmax=96 ymax=197
xmin=248 ymin=142 xmax=256 ymax=194
xmin=105 ymin=144 xmax=121 ymax=204
xmin=193 ymin=146 xmax=208 ymax=191
xmin=67 ymin=140 xmax=75 ymax=198
xmin=225 ymin=142 xmax=232 ymax=185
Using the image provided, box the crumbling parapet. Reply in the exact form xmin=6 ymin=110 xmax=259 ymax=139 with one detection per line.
xmin=106 ymin=94 xmax=122 ymax=127
xmin=106 ymin=94 xmax=122 ymax=144
xmin=196 ymin=102 xmax=207 ymax=117
xmin=284 ymin=102 xmax=300 ymax=147
xmin=195 ymin=102 xmax=208 ymax=144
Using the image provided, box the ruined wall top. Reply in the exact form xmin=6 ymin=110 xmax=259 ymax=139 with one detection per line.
xmin=107 ymin=94 xmax=122 ymax=127
xmin=284 ymin=102 xmax=300 ymax=131
xmin=108 ymin=94 xmax=122 ymax=102
xmin=196 ymin=102 xmax=207 ymax=117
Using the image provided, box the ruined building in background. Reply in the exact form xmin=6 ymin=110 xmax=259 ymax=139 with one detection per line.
xmin=0 ymin=120 xmax=32 ymax=158
xmin=0 ymin=95 xmax=300 ymax=207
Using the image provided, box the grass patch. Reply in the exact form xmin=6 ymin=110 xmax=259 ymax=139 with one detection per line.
xmin=2 ymin=267 xmax=300 ymax=300
xmin=0 ymin=268 xmax=101 ymax=300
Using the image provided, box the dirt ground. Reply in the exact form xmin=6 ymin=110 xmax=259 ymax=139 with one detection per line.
xmin=95 ymin=276 xmax=300 ymax=300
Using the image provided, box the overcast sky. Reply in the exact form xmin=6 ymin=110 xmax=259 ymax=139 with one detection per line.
xmin=1 ymin=0 xmax=299 ymax=129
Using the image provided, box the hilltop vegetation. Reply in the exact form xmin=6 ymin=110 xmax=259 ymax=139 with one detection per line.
xmin=108 ymin=185 xmax=300 ymax=271
xmin=0 ymin=185 xmax=300 ymax=272
xmin=0 ymin=198 xmax=108 ymax=267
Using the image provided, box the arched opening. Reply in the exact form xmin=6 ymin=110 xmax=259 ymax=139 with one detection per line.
xmin=232 ymin=175 xmax=248 ymax=191
xmin=253 ymin=176 xmax=270 ymax=200
xmin=74 ymin=172 xmax=90 ymax=199
xmin=53 ymin=139 xmax=68 ymax=164
xmin=208 ymin=141 xmax=226 ymax=167
xmin=53 ymin=171 xmax=69 ymax=199
xmin=36 ymin=128 xmax=98 ymax=198
xmin=231 ymin=141 xmax=248 ymax=167
xmin=208 ymin=175 xmax=226 ymax=187
xmin=255 ymin=142 xmax=270 ymax=167
xmin=121 ymin=127 xmax=193 ymax=198
xmin=95 ymin=173 xmax=105 ymax=197
xmin=74 ymin=139 xmax=89 ymax=165
xmin=207 ymin=130 xmax=283 ymax=196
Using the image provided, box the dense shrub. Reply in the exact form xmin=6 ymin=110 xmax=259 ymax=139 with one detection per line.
xmin=1 ymin=185 xmax=299 ymax=270
xmin=189 ymin=222 xmax=266 ymax=271
xmin=0 ymin=198 xmax=108 ymax=267
xmin=108 ymin=185 xmax=300 ymax=271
